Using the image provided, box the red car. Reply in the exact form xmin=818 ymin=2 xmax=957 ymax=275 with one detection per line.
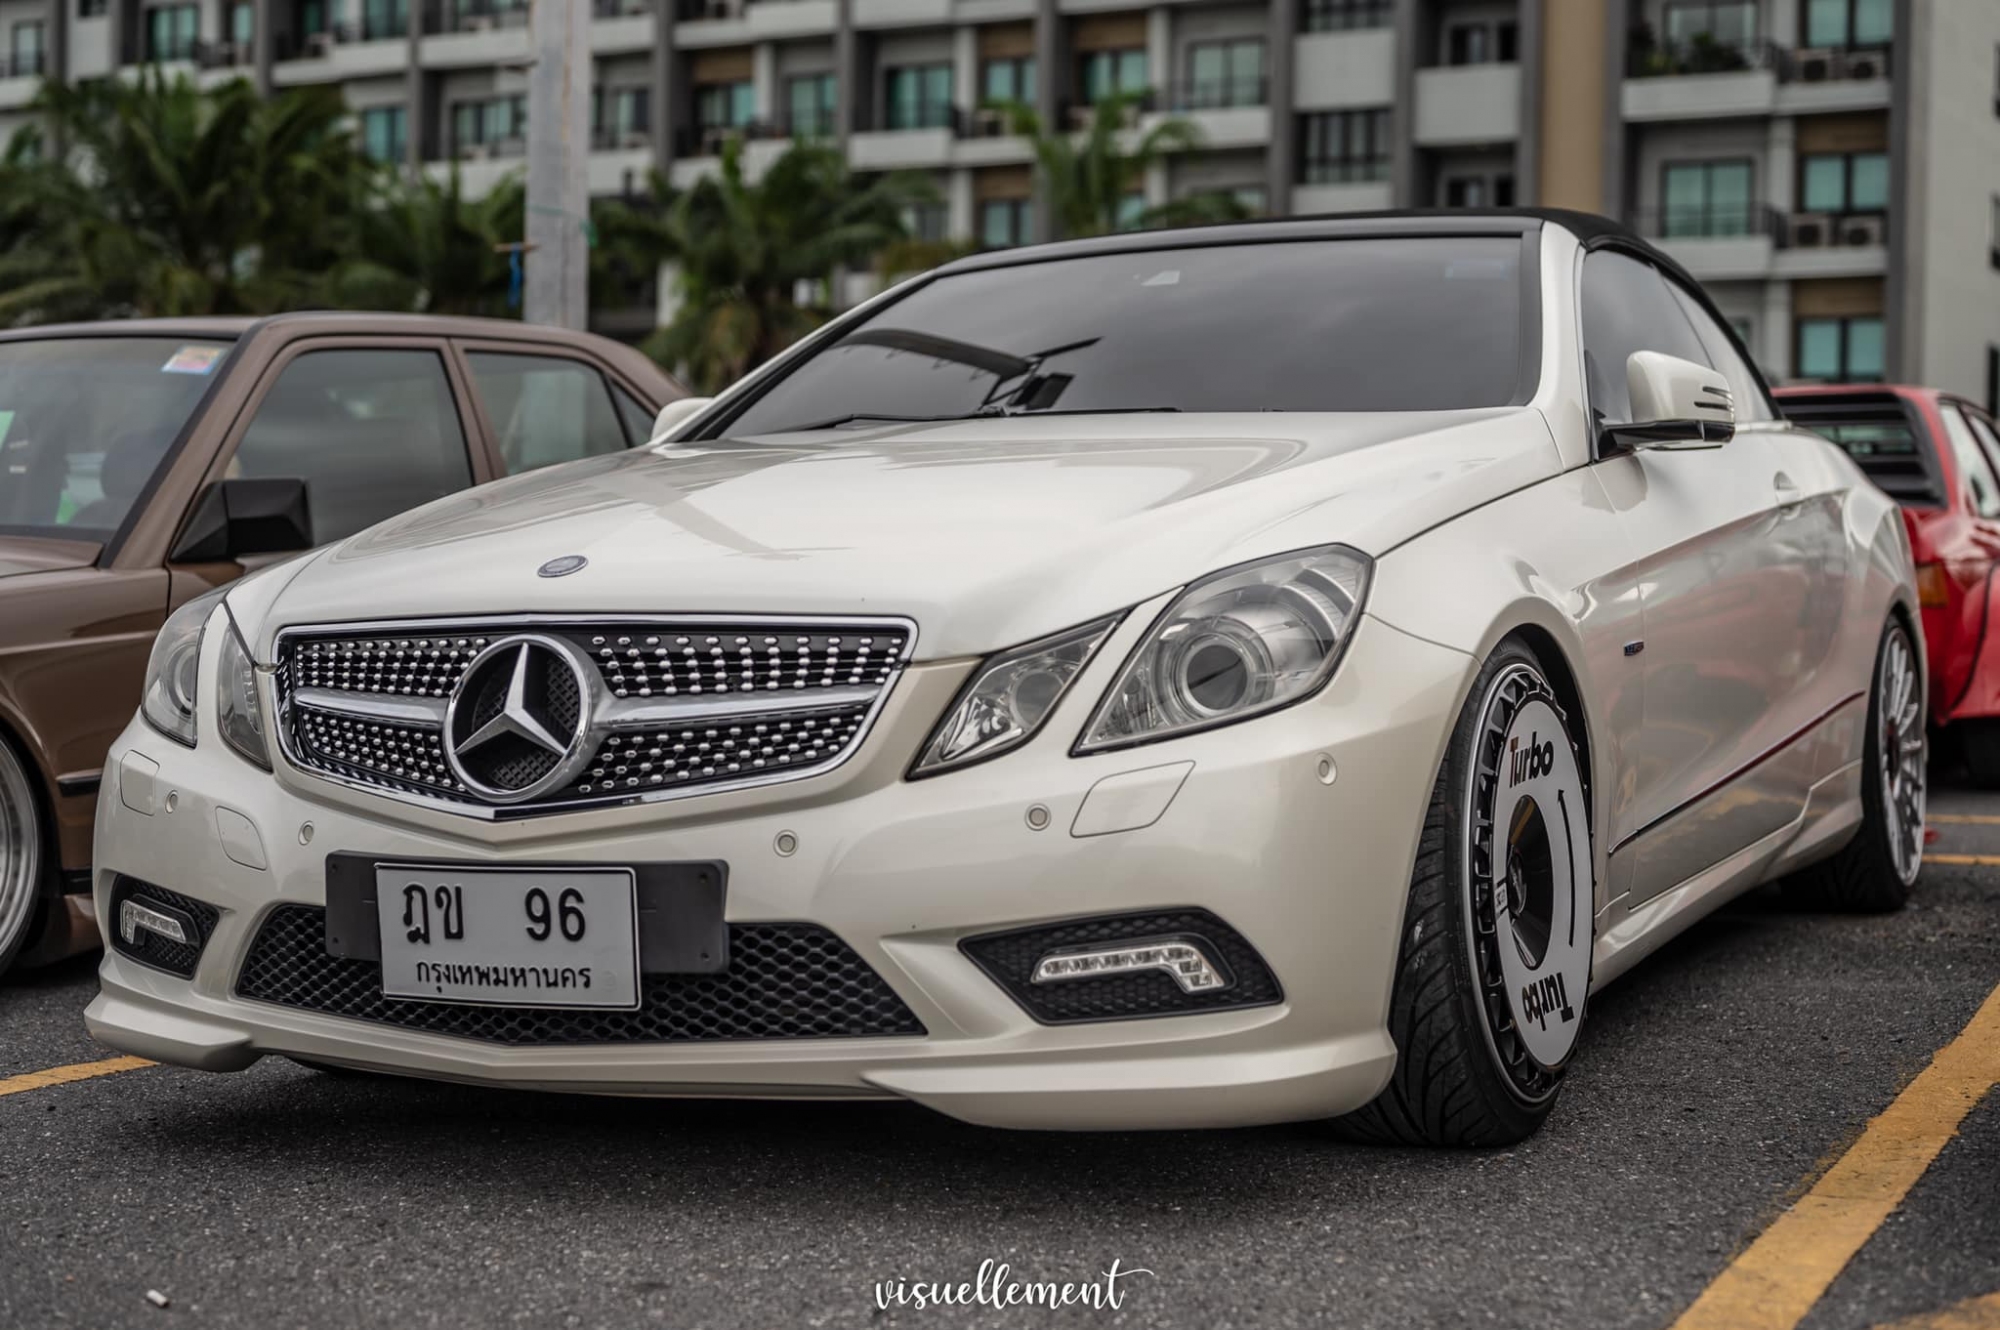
xmin=1777 ymin=385 xmax=2000 ymax=782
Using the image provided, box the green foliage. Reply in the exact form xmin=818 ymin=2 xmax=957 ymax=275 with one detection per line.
xmin=641 ymin=139 xmax=935 ymax=394
xmin=324 ymin=169 xmax=526 ymax=316
xmin=1008 ymin=94 xmax=1250 ymax=240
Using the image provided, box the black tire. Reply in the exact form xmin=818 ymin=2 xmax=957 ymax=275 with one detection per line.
xmin=1335 ymin=640 xmax=1594 ymax=1148
xmin=1784 ymin=617 xmax=1925 ymax=912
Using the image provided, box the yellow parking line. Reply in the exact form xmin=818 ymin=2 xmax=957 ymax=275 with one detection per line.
xmin=1666 ymin=983 xmax=2000 ymax=1330
xmin=1923 ymin=854 xmax=2000 ymax=867
xmin=1926 ymin=814 xmax=2000 ymax=826
xmin=0 ymin=1055 xmax=154 ymax=1098
xmin=1871 ymin=1291 xmax=2000 ymax=1329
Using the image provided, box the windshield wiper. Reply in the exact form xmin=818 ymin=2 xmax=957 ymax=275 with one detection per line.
xmin=782 ymin=406 xmax=1182 ymax=432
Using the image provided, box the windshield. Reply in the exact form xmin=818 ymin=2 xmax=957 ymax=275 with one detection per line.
xmin=719 ymin=237 xmax=1531 ymax=437
xmin=0 ymin=337 xmax=230 ymax=541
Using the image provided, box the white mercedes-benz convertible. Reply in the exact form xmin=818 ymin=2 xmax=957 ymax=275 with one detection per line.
xmin=87 ymin=211 xmax=1924 ymax=1145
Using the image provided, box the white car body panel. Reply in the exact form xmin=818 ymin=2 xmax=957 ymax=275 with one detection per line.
xmin=87 ymin=217 xmax=1920 ymax=1128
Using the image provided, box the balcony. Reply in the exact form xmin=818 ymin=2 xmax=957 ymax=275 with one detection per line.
xmin=1623 ymin=32 xmax=1891 ymax=120
xmin=423 ymin=1 xmax=531 ymax=35
xmin=1629 ymin=206 xmax=1889 ymax=281
xmin=593 ymin=0 xmax=652 ymax=14
xmin=1165 ymin=78 xmax=1267 ymax=113
xmin=1 ymin=50 xmax=46 ymax=78
xmin=1412 ymin=63 xmax=1520 ymax=147
xmin=1293 ymin=26 xmax=1395 ymax=111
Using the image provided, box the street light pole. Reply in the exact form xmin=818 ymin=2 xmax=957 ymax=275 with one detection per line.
xmin=524 ymin=0 xmax=591 ymax=329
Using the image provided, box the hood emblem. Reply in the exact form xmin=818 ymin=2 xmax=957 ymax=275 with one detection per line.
xmin=443 ymin=636 xmax=595 ymax=803
xmin=538 ymin=555 xmax=588 ymax=578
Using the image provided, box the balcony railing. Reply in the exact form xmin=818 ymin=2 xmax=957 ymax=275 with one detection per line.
xmin=422 ymin=2 xmax=531 ymax=36
xmin=1 ymin=51 xmax=46 ymax=77
xmin=452 ymin=135 xmax=527 ymax=160
xmin=593 ymin=0 xmax=651 ymax=14
xmin=1629 ymin=205 xmax=1889 ymax=249
xmin=1626 ymin=31 xmax=1891 ymax=82
xmin=590 ymin=126 xmax=653 ymax=151
xmin=193 ymin=39 xmax=254 ymax=69
xmin=1166 ymin=78 xmax=1268 ymax=112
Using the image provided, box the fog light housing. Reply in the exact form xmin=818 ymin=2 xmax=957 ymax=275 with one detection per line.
xmin=106 ymin=876 xmax=218 ymax=979
xmin=1031 ymin=937 xmax=1230 ymax=993
xmin=119 ymin=898 xmax=190 ymax=948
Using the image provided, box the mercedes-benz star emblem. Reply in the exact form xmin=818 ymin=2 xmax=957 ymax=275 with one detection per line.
xmin=443 ymin=635 xmax=595 ymax=803
xmin=538 ymin=555 xmax=588 ymax=578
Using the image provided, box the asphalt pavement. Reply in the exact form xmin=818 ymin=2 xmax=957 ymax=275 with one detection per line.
xmin=1 ymin=765 xmax=1996 ymax=1330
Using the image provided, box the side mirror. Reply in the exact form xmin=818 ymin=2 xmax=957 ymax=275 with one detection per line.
xmin=171 ymin=477 xmax=313 ymax=564
xmin=1602 ymin=351 xmax=1737 ymax=453
xmin=650 ymin=397 xmax=714 ymax=442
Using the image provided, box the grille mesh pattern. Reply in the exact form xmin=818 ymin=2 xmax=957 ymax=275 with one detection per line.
xmin=578 ymin=706 xmax=872 ymax=796
xmin=107 ymin=877 xmax=220 ymax=979
xmin=236 ymin=906 xmax=926 ymax=1043
xmin=293 ymin=635 xmax=488 ymax=697
xmin=960 ymin=910 xmax=1283 ymax=1024
xmin=296 ymin=708 xmax=462 ymax=794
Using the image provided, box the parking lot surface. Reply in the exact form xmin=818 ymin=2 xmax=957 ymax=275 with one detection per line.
xmin=2 ymin=768 xmax=1996 ymax=1330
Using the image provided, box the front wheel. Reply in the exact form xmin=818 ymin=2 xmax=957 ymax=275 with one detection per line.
xmin=1335 ymin=641 xmax=1595 ymax=1147
xmin=0 ymin=740 xmax=48 ymax=979
xmin=1785 ymin=617 xmax=1925 ymax=911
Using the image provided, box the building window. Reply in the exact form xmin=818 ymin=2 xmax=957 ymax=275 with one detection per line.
xmin=1079 ymin=49 xmax=1148 ymax=104
xmin=361 ymin=0 xmax=408 ymax=40
xmin=979 ymin=198 xmax=1033 ymax=249
xmin=1445 ymin=19 xmax=1518 ymax=66
xmin=785 ymin=73 xmax=836 ymax=137
xmin=1803 ymin=0 xmax=1892 ymax=48
xmin=1301 ymin=0 xmax=1392 ymax=33
xmin=980 ymin=55 xmax=1035 ymax=107
xmin=885 ymin=64 xmax=952 ymax=130
xmin=360 ymin=105 xmax=407 ymax=163
xmin=1662 ymin=0 xmax=1758 ymax=48
xmin=904 ymin=202 xmax=948 ymax=243
xmin=1661 ymin=159 xmax=1754 ymax=236
xmin=1443 ymin=174 xmax=1515 ymax=207
xmin=451 ymin=94 xmax=528 ymax=154
xmin=1184 ymin=39 xmax=1264 ymax=109
xmin=80 ymin=0 xmax=110 ymax=17
xmin=8 ymin=21 xmax=45 ymax=77
xmin=1797 ymin=316 xmax=1885 ymax=382
xmin=1297 ymin=108 xmax=1390 ymax=184
xmin=594 ymin=86 xmax=650 ymax=145
xmin=1799 ymin=150 xmax=1889 ymax=215
xmin=695 ymin=80 xmax=754 ymax=130
xmin=145 ymin=4 xmax=200 ymax=62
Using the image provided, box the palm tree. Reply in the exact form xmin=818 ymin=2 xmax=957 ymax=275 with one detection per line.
xmin=0 ymin=71 xmax=371 ymax=324
xmin=642 ymin=139 xmax=936 ymax=394
xmin=1008 ymin=93 xmax=1250 ymax=240
xmin=323 ymin=169 xmax=527 ymax=316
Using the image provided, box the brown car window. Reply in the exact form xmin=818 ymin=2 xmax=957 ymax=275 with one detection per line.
xmin=0 ymin=336 xmax=229 ymax=540
xmin=611 ymin=382 xmax=658 ymax=445
xmin=466 ymin=352 xmax=629 ymax=474
xmin=229 ymin=349 xmax=473 ymax=545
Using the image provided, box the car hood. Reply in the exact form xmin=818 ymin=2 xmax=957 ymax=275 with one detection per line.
xmin=249 ymin=409 xmax=1560 ymax=661
xmin=0 ymin=535 xmax=102 ymax=580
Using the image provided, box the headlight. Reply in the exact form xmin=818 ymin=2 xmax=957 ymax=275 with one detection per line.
xmin=215 ymin=608 xmax=270 ymax=770
xmin=1076 ymin=545 xmax=1370 ymax=753
xmin=140 ymin=588 xmax=226 ymax=747
xmin=911 ymin=615 xmax=1121 ymax=777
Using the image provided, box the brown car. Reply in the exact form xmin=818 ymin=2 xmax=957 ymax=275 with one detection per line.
xmin=0 ymin=312 xmax=685 ymax=975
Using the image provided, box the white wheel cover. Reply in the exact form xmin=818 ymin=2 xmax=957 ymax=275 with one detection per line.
xmin=1489 ymin=697 xmax=1592 ymax=1070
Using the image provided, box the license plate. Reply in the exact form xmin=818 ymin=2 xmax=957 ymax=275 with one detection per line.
xmin=374 ymin=864 xmax=641 ymax=1010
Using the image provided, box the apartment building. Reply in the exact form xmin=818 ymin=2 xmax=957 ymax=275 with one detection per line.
xmin=0 ymin=0 xmax=1993 ymax=395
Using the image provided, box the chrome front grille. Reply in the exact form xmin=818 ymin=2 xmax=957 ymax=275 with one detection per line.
xmin=273 ymin=617 xmax=914 ymax=818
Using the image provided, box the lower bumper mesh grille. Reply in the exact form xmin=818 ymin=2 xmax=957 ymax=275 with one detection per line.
xmin=235 ymin=905 xmax=926 ymax=1044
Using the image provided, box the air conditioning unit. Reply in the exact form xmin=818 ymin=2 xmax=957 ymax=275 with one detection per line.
xmin=306 ymin=30 xmax=335 ymax=57
xmin=1788 ymin=212 xmax=1833 ymax=246
xmin=703 ymin=0 xmax=734 ymax=18
xmin=466 ymin=14 xmax=495 ymax=32
xmin=495 ymin=135 xmax=526 ymax=156
xmin=619 ymin=128 xmax=650 ymax=149
xmin=1794 ymin=47 xmax=1835 ymax=81
xmin=1843 ymin=49 xmax=1887 ymax=80
xmin=463 ymin=142 xmax=493 ymax=160
xmin=970 ymin=106 xmax=1006 ymax=137
xmin=701 ymin=126 xmax=733 ymax=154
xmin=1840 ymin=214 xmax=1887 ymax=246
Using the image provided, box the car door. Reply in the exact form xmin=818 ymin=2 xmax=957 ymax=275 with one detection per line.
xmin=1581 ymin=250 xmax=1821 ymax=904
xmin=453 ymin=343 xmax=654 ymax=477
xmin=168 ymin=337 xmax=493 ymax=606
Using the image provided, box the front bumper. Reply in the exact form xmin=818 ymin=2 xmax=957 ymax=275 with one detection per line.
xmin=89 ymin=611 xmax=1474 ymax=1130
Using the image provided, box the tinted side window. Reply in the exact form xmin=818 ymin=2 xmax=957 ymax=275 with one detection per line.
xmin=1579 ymin=249 xmax=1711 ymax=429
xmin=467 ymin=352 xmax=629 ymax=474
xmin=612 ymin=384 xmax=658 ymax=445
xmin=1665 ymin=282 xmax=1775 ymax=422
xmin=230 ymin=349 xmax=473 ymax=545
xmin=1940 ymin=404 xmax=2000 ymax=519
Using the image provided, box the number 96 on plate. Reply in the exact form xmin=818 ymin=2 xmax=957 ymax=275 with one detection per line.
xmin=374 ymin=864 xmax=641 ymax=1010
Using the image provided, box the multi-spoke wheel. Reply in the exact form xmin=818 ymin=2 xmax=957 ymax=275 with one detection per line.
xmin=1788 ymin=617 xmax=1926 ymax=912
xmin=1335 ymin=639 xmax=1594 ymax=1147
xmin=0 ymin=740 xmax=48 ymax=979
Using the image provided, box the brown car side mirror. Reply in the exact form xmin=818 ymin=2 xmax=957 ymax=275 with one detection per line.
xmin=170 ymin=477 xmax=313 ymax=564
